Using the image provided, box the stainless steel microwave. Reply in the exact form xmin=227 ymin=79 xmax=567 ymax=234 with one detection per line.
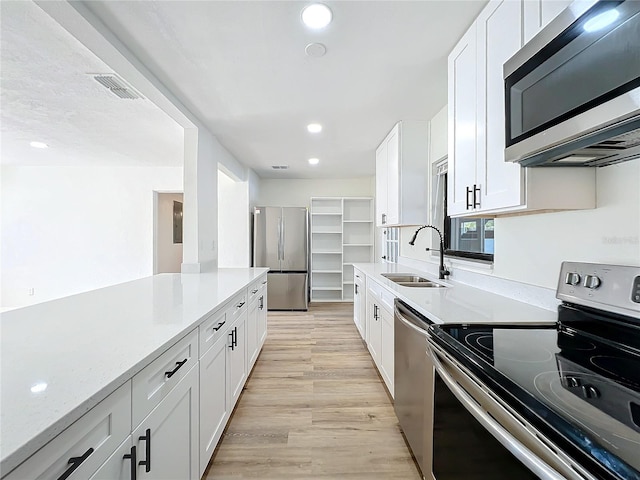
xmin=504 ymin=0 xmax=640 ymax=167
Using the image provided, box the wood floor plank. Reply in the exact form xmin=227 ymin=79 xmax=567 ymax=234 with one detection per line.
xmin=203 ymin=302 xmax=421 ymax=479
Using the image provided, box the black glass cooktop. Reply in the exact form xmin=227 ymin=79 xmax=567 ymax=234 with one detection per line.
xmin=431 ymin=306 xmax=640 ymax=480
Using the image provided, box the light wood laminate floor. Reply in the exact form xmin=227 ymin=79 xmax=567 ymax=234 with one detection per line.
xmin=203 ymin=302 xmax=422 ymax=479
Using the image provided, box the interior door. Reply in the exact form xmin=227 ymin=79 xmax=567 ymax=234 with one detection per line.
xmin=281 ymin=207 xmax=308 ymax=271
xmin=253 ymin=206 xmax=281 ymax=270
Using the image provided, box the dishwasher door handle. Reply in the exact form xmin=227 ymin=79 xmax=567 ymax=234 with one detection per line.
xmin=394 ymin=305 xmax=431 ymax=338
xmin=427 ymin=340 xmax=568 ymax=480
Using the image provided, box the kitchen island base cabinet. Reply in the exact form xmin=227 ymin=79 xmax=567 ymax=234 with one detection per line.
xmin=132 ymin=364 xmax=199 ymax=480
xmin=88 ymin=437 xmax=133 ymax=480
xmin=199 ymin=334 xmax=228 ymax=476
xmin=228 ymin=312 xmax=247 ymax=407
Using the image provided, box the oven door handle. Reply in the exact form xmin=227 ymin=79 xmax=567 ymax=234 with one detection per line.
xmin=427 ymin=339 xmax=567 ymax=480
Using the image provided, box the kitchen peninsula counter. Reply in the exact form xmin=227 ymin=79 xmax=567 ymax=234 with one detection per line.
xmin=0 ymin=268 xmax=268 ymax=475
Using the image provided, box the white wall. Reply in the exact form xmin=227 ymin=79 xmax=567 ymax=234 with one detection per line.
xmin=398 ymin=160 xmax=640 ymax=290
xmin=155 ymin=192 xmax=184 ymax=274
xmin=1 ymin=165 xmax=183 ymax=308
xmin=218 ymin=169 xmax=250 ymax=267
xmin=256 ymin=177 xmax=374 ymax=207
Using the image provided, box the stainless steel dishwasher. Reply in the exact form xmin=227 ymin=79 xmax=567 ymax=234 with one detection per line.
xmin=394 ymin=299 xmax=434 ymax=479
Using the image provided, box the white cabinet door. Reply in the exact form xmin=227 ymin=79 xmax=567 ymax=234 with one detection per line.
xmin=366 ymin=295 xmax=382 ymax=365
xmin=523 ymin=0 xmax=573 ymax=44
xmin=247 ymin=295 xmax=259 ymax=371
xmin=227 ymin=312 xmax=247 ymax=408
xmin=476 ymin=0 xmax=524 ymax=212
xmin=448 ymin=23 xmax=478 ymax=216
xmin=199 ymin=334 xmax=228 ymax=476
xmin=375 ymin=141 xmax=388 ymax=226
xmin=133 ymin=364 xmax=199 ymax=480
xmin=257 ymin=287 xmax=267 ymax=347
xmin=89 ymin=437 xmax=133 ymax=480
xmin=385 ymin=125 xmax=400 ymax=226
xmin=380 ymin=306 xmax=394 ymax=398
xmin=353 ymin=273 xmax=365 ymax=340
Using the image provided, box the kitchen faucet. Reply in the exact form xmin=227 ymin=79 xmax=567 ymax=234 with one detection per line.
xmin=408 ymin=225 xmax=450 ymax=280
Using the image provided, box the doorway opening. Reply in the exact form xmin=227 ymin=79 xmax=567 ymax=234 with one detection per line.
xmin=154 ymin=191 xmax=184 ymax=274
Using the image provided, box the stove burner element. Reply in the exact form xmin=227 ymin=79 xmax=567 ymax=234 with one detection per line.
xmin=590 ymin=356 xmax=640 ymax=390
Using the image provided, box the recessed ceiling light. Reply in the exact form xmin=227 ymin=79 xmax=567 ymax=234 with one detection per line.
xmin=301 ymin=4 xmax=332 ymax=29
xmin=30 ymin=141 xmax=48 ymax=149
xmin=30 ymin=382 xmax=47 ymax=393
xmin=305 ymin=43 xmax=327 ymax=57
xmin=308 ymin=158 xmax=320 ymax=165
xmin=307 ymin=123 xmax=323 ymax=133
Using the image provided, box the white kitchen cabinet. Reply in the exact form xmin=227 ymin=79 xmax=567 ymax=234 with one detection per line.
xmin=227 ymin=308 xmax=247 ymax=408
xmin=523 ymin=0 xmax=573 ymax=44
xmin=375 ymin=121 xmax=429 ymax=227
xmin=353 ymin=268 xmax=366 ymax=340
xmin=366 ymin=290 xmax=382 ymax=365
xmin=88 ymin=437 xmax=133 ymax=480
xmin=247 ymin=294 xmax=260 ymax=370
xmin=380 ymin=305 xmax=394 ymax=397
xmin=4 ymin=383 xmax=132 ymax=480
xmin=257 ymin=283 xmax=267 ymax=347
xmin=132 ymin=364 xmax=199 ymax=480
xmin=199 ymin=333 xmax=228 ymax=476
xmin=447 ymin=0 xmax=595 ymax=218
xmin=310 ymin=197 xmax=373 ymax=302
xmin=429 ymin=105 xmax=448 ymax=163
xmin=365 ymin=278 xmax=395 ymax=397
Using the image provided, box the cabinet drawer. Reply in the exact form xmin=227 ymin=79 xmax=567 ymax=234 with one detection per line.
xmin=227 ymin=291 xmax=247 ymax=325
xmin=379 ymin=286 xmax=395 ymax=313
xmin=4 ymin=382 xmax=131 ymax=480
xmin=132 ymin=328 xmax=198 ymax=427
xmin=247 ymin=278 xmax=263 ymax=302
xmin=199 ymin=308 xmax=227 ymax=358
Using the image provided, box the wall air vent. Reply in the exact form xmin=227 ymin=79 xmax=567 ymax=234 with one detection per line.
xmin=92 ymin=74 xmax=143 ymax=100
xmin=271 ymin=165 xmax=289 ymax=170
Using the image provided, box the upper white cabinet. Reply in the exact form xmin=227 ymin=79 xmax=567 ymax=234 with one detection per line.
xmin=429 ymin=105 xmax=448 ymax=163
xmin=375 ymin=121 xmax=429 ymax=226
xmin=448 ymin=0 xmax=595 ymax=218
xmin=523 ymin=0 xmax=573 ymax=44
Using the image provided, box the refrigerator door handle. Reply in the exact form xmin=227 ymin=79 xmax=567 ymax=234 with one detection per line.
xmin=276 ymin=217 xmax=282 ymax=261
xmin=281 ymin=216 xmax=285 ymax=261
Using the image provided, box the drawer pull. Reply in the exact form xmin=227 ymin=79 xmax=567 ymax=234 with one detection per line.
xmin=138 ymin=428 xmax=151 ymax=473
xmin=213 ymin=321 xmax=226 ymax=332
xmin=123 ymin=445 xmax=137 ymax=480
xmin=237 ymin=301 xmax=245 ymax=309
xmin=262 ymin=280 xmax=267 ymax=285
xmin=228 ymin=329 xmax=235 ymax=351
xmin=164 ymin=359 xmax=187 ymax=379
xmin=57 ymin=448 xmax=94 ymax=480
xmin=251 ymin=289 xmax=259 ymax=294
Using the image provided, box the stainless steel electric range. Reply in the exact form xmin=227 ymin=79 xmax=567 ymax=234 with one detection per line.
xmin=427 ymin=262 xmax=640 ymax=480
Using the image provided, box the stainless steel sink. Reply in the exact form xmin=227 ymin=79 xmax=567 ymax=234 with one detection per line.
xmin=381 ymin=273 xmax=447 ymax=288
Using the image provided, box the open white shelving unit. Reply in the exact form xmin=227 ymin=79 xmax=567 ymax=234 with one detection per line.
xmin=310 ymin=197 xmax=374 ymax=302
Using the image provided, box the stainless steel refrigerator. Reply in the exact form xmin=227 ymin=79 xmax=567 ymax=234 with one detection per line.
xmin=253 ymin=206 xmax=308 ymax=310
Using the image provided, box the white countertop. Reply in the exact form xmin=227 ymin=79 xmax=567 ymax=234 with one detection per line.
xmin=353 ymin=263 xmax=557 ymax=325
xmin=0 ymin=268 xmax=268 ymax=475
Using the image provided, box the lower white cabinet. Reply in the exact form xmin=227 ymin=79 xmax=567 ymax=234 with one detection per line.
xmin=199 ymin=334 xmax=228 ymax=476
xmin=247 ymin=296 xmax=259 ymax=369
xmin=380 ymin=306 xmax=394 ymax=395
xmin=365 ymin=278 xmax=395 ymax=398
xmin=257 ymin=287 xmax=267 ymax=347
xmin=88 ymin=437 xmax=134 ymax=480
xmin=132 ymin=364 xmax=199 ymax=480
xmin=353 ymin=268 xmax=366 ymax=340
xmin=228 ymin=310 xmax=247 ymax=408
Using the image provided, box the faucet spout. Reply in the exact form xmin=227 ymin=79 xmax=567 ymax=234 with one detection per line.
xmin=408 ymin=225 xmax=450 ymax=280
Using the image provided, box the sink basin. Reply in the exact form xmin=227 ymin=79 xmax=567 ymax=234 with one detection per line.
xmin=381 ymin=273 xmax=447 ymax=288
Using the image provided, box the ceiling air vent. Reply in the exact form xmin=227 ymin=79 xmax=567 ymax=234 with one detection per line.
xmin=92 ymin=74 xmax=143 ymax=100
xmin=271 ymin=165 xmax=289 ymax=170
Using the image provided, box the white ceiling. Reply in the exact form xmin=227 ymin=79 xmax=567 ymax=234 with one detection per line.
xmin=81 ymin=0 xmax=487 ymax=179
xmin=0 ymin=1 xmax=183 ymax=168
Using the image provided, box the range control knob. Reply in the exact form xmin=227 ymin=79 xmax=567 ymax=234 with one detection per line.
xmin=565 ymin=272 xmax=581 ymax=286
xmin=583 ymin=275 xmax=601 ymax=289
xmin=581 ymin=385 xmax=600 ymax=399
xmin=565 ymin=376 xmax=581 ymax=388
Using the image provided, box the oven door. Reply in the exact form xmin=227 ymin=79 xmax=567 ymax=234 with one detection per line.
xmin=504 ymin=0 xmax=640 ymax=166
xmin=427 ymin=338 xmax=596 ymax=480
